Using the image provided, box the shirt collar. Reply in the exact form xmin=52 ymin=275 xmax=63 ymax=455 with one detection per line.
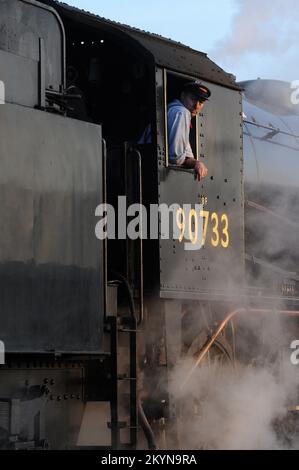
xmin=170 ymin=99 xmax=191 ymax=115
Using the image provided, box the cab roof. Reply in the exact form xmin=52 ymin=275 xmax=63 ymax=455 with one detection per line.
xmin=41 ymin=0 xmax=240 ymax=90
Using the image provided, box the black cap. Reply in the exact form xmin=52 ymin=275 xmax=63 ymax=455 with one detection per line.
xmin=182 ymin=81 xmax=211 ymax=102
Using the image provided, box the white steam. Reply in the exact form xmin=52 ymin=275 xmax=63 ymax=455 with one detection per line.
xmin=212 ymin=0 xmax=299 ymax=63
xmin=170 ymin=358 xmax=299 ymax=449
xmin=169 ymin=309 xmax=299 ymax=450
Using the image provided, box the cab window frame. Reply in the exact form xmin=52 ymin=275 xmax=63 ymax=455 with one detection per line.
xmin=163 ymin=69 xmax=200 ymax=168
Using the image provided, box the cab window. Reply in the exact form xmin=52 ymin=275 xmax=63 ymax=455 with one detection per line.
xmin=164 ymin=70 xmax=200 ymax=167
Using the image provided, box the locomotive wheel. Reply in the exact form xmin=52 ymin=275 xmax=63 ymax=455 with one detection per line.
xmin=187 ymin=330 xmax=233 ymax=366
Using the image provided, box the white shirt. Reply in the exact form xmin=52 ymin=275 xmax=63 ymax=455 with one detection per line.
xmin=167 ymin=99 xmax=194 ymax=165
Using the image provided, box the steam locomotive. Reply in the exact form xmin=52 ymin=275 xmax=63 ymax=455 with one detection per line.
xmin=0 ymin=0 xmax=299 ymax=450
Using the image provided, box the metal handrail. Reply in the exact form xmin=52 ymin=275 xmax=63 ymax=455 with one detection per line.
xmin=126 ymin=147 xmax=144 ymax=325
xmin=244 ymin=119 xmax=299 ymax=139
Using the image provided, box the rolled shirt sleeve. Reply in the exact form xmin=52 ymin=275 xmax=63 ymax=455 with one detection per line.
xmin=168 ymin=102 xmax=194 ymax=165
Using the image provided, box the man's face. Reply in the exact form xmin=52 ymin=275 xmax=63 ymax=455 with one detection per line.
xmin=181 ymin=92 xmax=205 ymax=117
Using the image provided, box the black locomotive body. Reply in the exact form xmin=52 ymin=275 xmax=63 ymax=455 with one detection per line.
xmin=0 ymin=0 xmax=299 ymax=450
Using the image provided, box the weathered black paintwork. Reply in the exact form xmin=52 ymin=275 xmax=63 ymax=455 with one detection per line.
xmin=0 ymin=104 xmax=104 ymax=352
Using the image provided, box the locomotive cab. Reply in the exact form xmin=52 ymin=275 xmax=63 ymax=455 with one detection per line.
xmin=62 ymin=22 xmax=154 ymax=146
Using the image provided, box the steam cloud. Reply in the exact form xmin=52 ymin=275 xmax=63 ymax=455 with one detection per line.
xmin=212 ymin=0 xmax=299 ymax=63
xmin=167 ymin=309 xmax=299 ymax=450
xmin=171 ymin=358 xmax=299 ymax=449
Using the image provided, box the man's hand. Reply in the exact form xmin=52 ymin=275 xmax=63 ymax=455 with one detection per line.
xmin=195 ymin=160 xmax=208 ymax=181
xmin=183 ymin=157 xmax=208 ymax=181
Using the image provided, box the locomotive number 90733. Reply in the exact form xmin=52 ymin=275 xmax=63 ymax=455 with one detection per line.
xmin=176 ymin=207 xmax=230 ymax=248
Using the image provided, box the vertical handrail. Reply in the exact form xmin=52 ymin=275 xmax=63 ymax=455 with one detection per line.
xmin=108 ymin=316 xmax=120 ymax=449
xmin=129 ymin=314 xmax=138 ymax=448
xmin=102 ymin=138 xmax=108 ymax=321
xmin=125 ymin=146 xmax=144 ymax=325
xmin=38 ymin=38 xmax=45 ymax=109
xmin=163 ymin=69 xmax=169 ymax=168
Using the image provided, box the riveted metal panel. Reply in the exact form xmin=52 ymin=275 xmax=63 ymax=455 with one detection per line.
xmin=0 ymin=366 xmax=84 ymax=448
xmin=158 ymin=77 xmax=244 ymax=300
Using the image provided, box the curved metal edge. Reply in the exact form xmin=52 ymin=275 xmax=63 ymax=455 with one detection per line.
xmin=21 ymin=0 xmax=66 ymax=89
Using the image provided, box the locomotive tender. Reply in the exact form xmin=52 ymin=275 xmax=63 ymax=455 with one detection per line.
xmin=0 ymin=0 xmax=299 ymax=449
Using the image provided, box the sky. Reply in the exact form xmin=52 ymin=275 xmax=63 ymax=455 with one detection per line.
xmin=64 ymin=0 xmax=299 ymax=83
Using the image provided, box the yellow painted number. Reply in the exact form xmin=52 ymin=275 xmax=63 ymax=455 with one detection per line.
xmin=188 ymin=209 xmax=198 ymax=245
xmin=221 ymin=214 xmax=229 ymax=248
xmin=200 ymin=210 xmax=210 ymax=247
xmin=211 ymin=213 xmax=220 ymax=247
xmin=176 ymin=207 xmax=230 ymax=248
xmin=176 ymin=207 xmax=186 ymax=242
